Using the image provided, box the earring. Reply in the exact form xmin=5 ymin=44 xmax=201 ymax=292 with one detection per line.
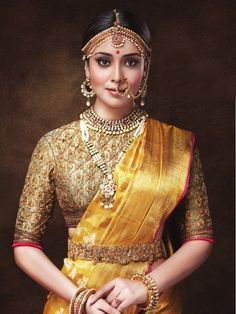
xmin=140 ymin=84 xmax=147 ymax=106
xmin=139 ymin=57 xmax=151 ymax=106
xmin=81 ymin=77 xmax=95 ymax=107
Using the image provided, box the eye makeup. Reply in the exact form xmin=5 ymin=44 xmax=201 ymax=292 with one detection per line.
xmin=96 ymin=57 xmax=111 ymax=66
xmin=95 ymin=56 xmax=141 ymax=68
xmin=124 ymin=58 xmax=140 ymax=67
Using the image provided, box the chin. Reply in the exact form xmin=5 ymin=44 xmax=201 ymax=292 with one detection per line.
xmin=99 ymin=97 xmax=133 ymax=109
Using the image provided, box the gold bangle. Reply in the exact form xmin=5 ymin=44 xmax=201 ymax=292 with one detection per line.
xmin=68 ymin=287 xmax=86 ymax=314
xmin=131 ymin=273 xmax=160 ymax=311
xmin=74 ymin=290 xmax=88 ymax=314
xmin=77 ymin=289 xmax=89 ymax=314
xmin=78 ymin=288 xmax=96 ymax=314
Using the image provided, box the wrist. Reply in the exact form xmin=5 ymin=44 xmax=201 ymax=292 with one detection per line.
xmin=69 ymin=288 xmax=96 ymax=314
xmin=139 ymin=281 xmax=149 ymax=304
xmin=131 ymin=273 xmax=160 ymax=311
xmin=68 ymin=286 xmax=81 ymax=302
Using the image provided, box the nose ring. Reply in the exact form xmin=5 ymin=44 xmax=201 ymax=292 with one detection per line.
xmin=114 ymin=78 xmax=131 ymax=98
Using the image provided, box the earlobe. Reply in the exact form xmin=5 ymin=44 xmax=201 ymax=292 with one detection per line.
xmin=84 ymin=62 xmax=90 ymax=78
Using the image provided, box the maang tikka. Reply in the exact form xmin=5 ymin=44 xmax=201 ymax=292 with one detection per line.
xmin=81 ymin=77 xmax=95 ymax=107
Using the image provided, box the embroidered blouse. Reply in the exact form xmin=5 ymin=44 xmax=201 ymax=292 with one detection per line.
xmin=13 ymin=119 xmax=214 ymax=247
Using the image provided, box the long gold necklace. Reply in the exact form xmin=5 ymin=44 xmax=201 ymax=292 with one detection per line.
xmin=80 ymin=112 xmax=147 ymax=209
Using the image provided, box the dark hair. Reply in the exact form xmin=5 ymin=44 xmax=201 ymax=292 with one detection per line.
xmin=81 ymin=9 xmax=151 ymax=49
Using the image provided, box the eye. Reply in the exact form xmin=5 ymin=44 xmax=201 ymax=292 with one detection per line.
xmin=125 ymin=58 xmax=140 ymax=67
xmin=96 ymin=58 xmax=110 ymax=66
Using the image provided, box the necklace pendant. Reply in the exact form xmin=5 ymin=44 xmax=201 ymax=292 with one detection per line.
xmin=100 ymin=174 xmax=117 ymax=209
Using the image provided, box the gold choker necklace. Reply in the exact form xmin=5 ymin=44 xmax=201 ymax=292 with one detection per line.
xmin=80 ymin=105 xmax=148 ymax=135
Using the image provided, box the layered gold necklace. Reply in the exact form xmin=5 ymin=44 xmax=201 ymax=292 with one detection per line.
xmin=80 ymin=105 xmax=148 ymax=135
xmin=80 ymin=106 xmax=148 ymax=209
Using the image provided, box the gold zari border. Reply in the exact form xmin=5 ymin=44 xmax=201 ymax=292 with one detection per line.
xmin=68 ymin=238 xmax=166 ymax=265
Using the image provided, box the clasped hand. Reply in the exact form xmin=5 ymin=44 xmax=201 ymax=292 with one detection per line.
xmin=85 ymin=277 xmax=147 ymax=314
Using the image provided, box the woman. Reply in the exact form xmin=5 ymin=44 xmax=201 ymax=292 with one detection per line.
xmin=12 ymin=9 xmax=214 ymax=314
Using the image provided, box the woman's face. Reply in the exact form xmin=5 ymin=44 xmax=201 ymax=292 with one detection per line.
xmin=85 ymin=39 xmax=145 ymax=110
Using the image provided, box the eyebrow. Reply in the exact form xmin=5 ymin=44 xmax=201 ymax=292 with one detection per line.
xmin=94 ymin=52 xmax=141 ymax=57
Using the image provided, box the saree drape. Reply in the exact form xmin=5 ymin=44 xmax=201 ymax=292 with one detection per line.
xmin=43 ymin=118 xmax=194 ymax=314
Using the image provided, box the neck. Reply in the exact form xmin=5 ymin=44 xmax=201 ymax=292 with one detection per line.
xmin=93 ymin=100 xmax=135 ymax=121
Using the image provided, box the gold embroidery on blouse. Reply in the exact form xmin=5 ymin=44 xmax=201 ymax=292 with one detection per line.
xmin=177 ymin=147 xmax=214 ymax=241
xmin=14 ymin=136 xmax=56 ymax=243
xmin=68 ymin=238 xmax=166 ymax=264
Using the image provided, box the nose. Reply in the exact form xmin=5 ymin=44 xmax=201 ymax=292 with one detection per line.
xmin=111 ymin=62 xmax=123 ymax=84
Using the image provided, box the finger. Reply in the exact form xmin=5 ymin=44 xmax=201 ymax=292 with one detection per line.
xmin=86 ymin=302 xmax=105 ymax=314
xmin=86 ymin=294 xmax=96 ymax=307
xmin=106 ymin=286 xmax=121 ymax=304
xmin=117 ymin=298 xmax=133 ymax=312
xmin=87 ymin=308 xmax=105 ymax=314
xmin=96 ymin=298 xmax=120 ymax=314
xmin=86 ymin=297 xmax=107 ymax=314
xmin=90 ymin=280 xmax=116 ymax=304
xmin=111 ymin=296 xmax=123 ymax=309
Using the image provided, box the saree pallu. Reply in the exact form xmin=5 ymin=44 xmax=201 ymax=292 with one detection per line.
xmin=43 ymin=119 xmax=194 ymax=314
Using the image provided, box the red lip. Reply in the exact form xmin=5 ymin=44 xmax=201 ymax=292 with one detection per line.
xmin=106 ymin=88 xmax=125 ymax=93
xmin=106 ymin=89 xmax=120 ymax=96
xmin=106 ymin=88 xmax=116 ymax=91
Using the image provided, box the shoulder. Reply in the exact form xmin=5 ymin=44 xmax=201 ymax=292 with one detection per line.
xmin=41 ymin=120 xmax=81 ymax=145
xmin=33 ymin=120 xmax=81 ymax=157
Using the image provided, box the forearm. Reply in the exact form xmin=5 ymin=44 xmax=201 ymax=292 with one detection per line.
xmin=14 ymin=246 xmax=77 ymax=301
xmin=150 ymin=240 xmax=213 ymax=293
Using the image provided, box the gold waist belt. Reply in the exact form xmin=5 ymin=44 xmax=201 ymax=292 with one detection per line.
xmin=68 ymin=238 xmax=166 ymax=265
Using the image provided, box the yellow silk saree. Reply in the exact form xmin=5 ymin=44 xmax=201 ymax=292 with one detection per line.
xmin=43 ymin=118 xmax=194 ymax=314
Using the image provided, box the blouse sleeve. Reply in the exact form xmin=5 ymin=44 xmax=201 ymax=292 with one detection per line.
xmin=13 ymin=135 xmax=56 ymax=247
xmin=176 ymin=146 xmax=214 ymax=243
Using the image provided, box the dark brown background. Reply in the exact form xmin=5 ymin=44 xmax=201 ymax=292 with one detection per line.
xmin=0 ymin=1 xmax=235 ymax=313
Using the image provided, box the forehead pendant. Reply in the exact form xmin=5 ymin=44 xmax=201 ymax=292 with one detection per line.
xmin=111 ymin=9 xmax=125 ymax=48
